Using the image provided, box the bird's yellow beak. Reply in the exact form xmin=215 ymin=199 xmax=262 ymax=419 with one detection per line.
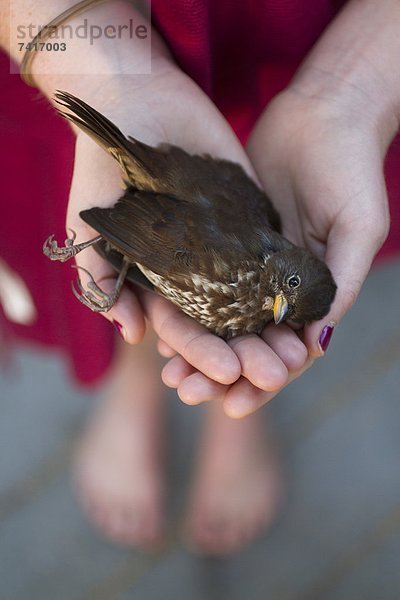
xmin=273 ymin=292 xmax=288 ymax=325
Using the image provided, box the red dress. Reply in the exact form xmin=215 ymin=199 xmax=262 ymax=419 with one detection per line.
xmin=1 ymin=0 xmax=399 ymax=384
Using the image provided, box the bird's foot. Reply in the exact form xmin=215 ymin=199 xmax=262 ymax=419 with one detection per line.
xmin=71 ymin=258 xmax=130 ymax=313
xmin=72 ymin=266 xmax=118 ymax=312
xmin=43 ymin=229 xmax=102 ymax=262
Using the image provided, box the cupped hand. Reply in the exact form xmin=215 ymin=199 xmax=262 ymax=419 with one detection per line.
xmin=158 ymin=75 xmax=395 ymax=418
xmin=63 ymin=65 xmax=312 ymax=412
xmin=141 ymin=288 xmax=311 ymax=418
xmin=247 ymin=83 xmax=393 ymax=357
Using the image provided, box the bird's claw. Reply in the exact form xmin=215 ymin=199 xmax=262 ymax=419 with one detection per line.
xmin=72 ymin=266 xmax=118 ymax=313
xmin=43 ymin=230 xmax=78 ymax=262
xmin=43 ymin=230 xmax=102 ymax=262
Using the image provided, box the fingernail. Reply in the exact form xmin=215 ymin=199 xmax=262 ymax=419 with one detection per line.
xmin=318 ymin=322 xmax=335 ymax=354
xmin=113 ymin=320 xmax=125 ymax=340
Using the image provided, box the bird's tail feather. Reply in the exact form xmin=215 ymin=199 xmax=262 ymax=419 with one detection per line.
xmin=54 ymin=91 xmax=132 ymax=154
xmin=54 ymin=91 xmax=157 ymax=188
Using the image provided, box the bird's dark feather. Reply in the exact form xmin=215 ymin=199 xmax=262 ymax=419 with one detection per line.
xmin=80 ymin=190 xmax=191 ymax=275
xmin=94 ymin=239 xmax=155 ymax=291
xmin=49 ymin=91 xmax=337 ymax=335
xmin=80 ymin=186 xmax=288 ymax=280
xmin=55 ymin=91 xmax=281 ymax=233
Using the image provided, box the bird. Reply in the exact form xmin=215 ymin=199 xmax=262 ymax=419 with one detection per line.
xmin=43 ymin=91 xmax=337 ymax=339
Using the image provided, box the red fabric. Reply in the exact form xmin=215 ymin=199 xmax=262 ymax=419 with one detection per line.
xmin=151 ymin=0 xmax=342 ymax=142
xmin=1 ymin=1 xmax=399 ymax=384
xmin=0 ymin=54 xmax=114 ymax=385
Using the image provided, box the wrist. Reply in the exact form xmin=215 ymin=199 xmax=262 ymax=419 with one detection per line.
xmin=289 ymin=63 xmax=399 ymax=147
xmin=287 ymin=0 xmax=400 ymax=147
xmin=5 ymin=0 xmax=172 ymax=107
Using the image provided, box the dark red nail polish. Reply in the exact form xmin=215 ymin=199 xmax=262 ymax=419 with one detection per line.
xmin=113 ymin=320 xmax=125 ymax=339
xmin=318 ymin=323 xmax=335 ymax=353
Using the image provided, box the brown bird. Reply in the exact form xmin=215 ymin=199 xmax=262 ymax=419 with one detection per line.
xmin=43 ymin=91 xmax=336 ymax=339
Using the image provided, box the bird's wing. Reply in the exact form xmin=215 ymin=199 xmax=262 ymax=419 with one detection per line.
xmin=80 ymin=187 xmax=257 ymax=278
xmin=79 ymin=188 xmax=197 ymax=276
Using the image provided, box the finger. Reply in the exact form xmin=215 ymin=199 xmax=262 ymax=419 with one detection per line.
xmin=161 ymin=355 xmax=194 ymax=388
xmin=223 ymin=356 xmax=314 ymax=418
xmin=304 ymin=196 xmax=389 ymax=356
xmin=175 ymin=327 xmax=305 ymax=404
xmin=228 ymin=334 xmax=288 ymax=392
xmin=177 ymin=372 xmax=227 ymax=405
xmin=261 ymin=323 xmax=308 ymax=372
xmin=157 ymin=338 xmax=176 ymax=358
xmin=139 ymin=290 xmax=241 ymax=385
xmin=72 ymin=239 xmax=145 ymax=344
xmin=223 ymin=377 xmax=268 ymax=419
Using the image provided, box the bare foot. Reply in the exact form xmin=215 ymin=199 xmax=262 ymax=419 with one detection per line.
xmin=185 ymin=401 xmax=283 ymax=555
xmin=73 ymin=332 xmax=166 ymax=549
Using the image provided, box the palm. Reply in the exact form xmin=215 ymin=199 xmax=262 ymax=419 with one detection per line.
xmin=248 ymin=88 xmax=389 ymax=353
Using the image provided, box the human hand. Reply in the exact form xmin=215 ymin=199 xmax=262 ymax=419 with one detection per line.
xmin=247 ymin=83 xmax=392 ymax=358
xmin=246 ymin=0 xmax=400 ymax=359
xmin=140 ymin=288 xmax=311 ymax=417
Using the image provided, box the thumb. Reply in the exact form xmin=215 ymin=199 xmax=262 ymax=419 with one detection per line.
xmin=304 ymin=191 xmax=389 ymax=357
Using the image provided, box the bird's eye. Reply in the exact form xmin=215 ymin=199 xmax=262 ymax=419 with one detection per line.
xmin=287 ymin=274 xmax=301 ymax=289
